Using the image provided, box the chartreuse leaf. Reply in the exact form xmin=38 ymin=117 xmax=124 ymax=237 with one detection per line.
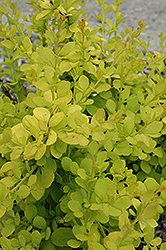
xmin=106 ymin=99 xmax=116 ymax=113
xmin=36 ymin=9 xmax=50 ymax=21
xmin=35 ymin=143 xmax=46 ymax=160
xmin=104 ymin=232 xmax=122 ymax=250
xmin=2 ymin=127 xmax=12 ymax=143
xmin=25 ymin=204 xmax=37 ymax=222
xmin=1 ymin=223 xmax=15 ymax=237
xmin=33 ymin=107 xmax=50 ymax=124
xmin=46 ymin=129 xmax=57 ymax=146
xmin=68 ymin=200 xmax=83 ymax=218
xmin=142 ymin=190 xmax=154 ymax=205
xmin=33 ymin=215 xmax=47 ymax=229
xmin=17 ymin=185 xmax=30 ymax=199
xmin=78 ymin=75 xmax=89 ymax=91
xmin=59 ymin=42 xmax=75 ymax=56
xmin=41 ymin=168 xmax=54 ymax=188
xmin=140 ymin=161 xmax=151 ymax=174
xmin=49 ymin=112 xmax=64 ymax=128
xmin=73 ymin=225 xmax=88 ymax=241
xmin=0 ymin=237 xmax=12 ymax=250
xmin=119 ymin=245 xmax=135 ymax=250
xmin=92 ymin=243 xmax=106 ymax=250
xmin=143 ymin=205 xmax=157 ymax=219
xmin=23 ymin=115 xmax=39 ymax=130
xmin=31 ymin=170 xmax=45 ymax=200
xmin=150 ymin=237 xmax=162 ymax=247
xmin=95 ymin=178 xmax=111 ymax=201
xmin=50 ymin=144 xmax=62 ymax=159
xmin=144 ymin=178 xmax=158 ymax=191
xmin=67 ymin=239 xmax=81 ymax=248
xmin=51 ymin=227 xmax=75 ymax=247
xmin=123 ymin=117 xmax=135 ymax=135
xmin=27 ymin=175 xmax=37 ymax=187
xmin=0 ymin=204 xmax=6 ymax=218
xmin=1 ymin=39 xmax=15 ymax=49
xmin=31 ymin=230 xmax=41 ymax=246
xmin=161 ymin=243 xmax=166 ymax=250
xmin=61 ymin=157 xmax=72 ymax=171
xmin=143 ymin=121 xmax=163 ymax=137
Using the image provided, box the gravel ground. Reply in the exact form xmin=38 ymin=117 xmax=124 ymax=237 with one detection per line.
xmin=0 ymin=0 xmax=166 ymax=52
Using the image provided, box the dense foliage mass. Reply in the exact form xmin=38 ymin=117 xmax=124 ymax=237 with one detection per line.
xmin=0 ymin=0 xmax=166 ymax=249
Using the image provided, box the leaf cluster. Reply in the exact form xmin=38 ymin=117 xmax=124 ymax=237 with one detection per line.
xmin=0 ymin=0 xmax=166 ymax=249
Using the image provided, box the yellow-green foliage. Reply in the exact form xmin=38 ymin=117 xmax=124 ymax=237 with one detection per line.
xmin=0 ymin=0 xmax=166 ymax=249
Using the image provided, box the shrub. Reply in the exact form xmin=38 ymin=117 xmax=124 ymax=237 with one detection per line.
xmin=0 ymin=0 xmax=166 ymax=249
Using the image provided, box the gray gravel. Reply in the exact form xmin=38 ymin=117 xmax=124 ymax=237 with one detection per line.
xmin=0 ymin=0 xmax=166 ymax=52
xmin=85 ymin=0 xmax=166 ymax=52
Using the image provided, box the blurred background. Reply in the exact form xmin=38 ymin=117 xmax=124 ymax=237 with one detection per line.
xmin=0 ymin=0 xmax=166 ymax=52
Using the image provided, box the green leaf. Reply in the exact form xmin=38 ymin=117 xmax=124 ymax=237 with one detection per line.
xmin=55 ymin=139 xmax=67 ymax=154
xmin=123 ymin=117 xmax=135 ymax=135
xmin=106 ymin=99 xmax=116 ymax=113
xmin=2 ymin=127 xmax=12 ymax=143
xmin=17 ymin=185 xmax=30 ymax=199
xmin=35 ymin=79 xmax=51 ymax=91
xmin=51 ymin=227 xmax=75 ymax=247
xmin=59 ymin=42 xmax=75 ymax=56
xmin=95 ymin=83 xmax=111 ymax=94
xmin=114 ymin=141 xmax=132 ymax=156
xmin=108 ymin=205 xmax=121 ymax=217
xmin=50 ymin=144 xmax=62 ymax=159
xmin=144 ymin=178 xmax=158 ymax=191
xmin=50 ymin=181 xmax=63 ymax=203
xmin=1 ymin=223 xmax=15 ymax=237
xmin=22 ymin=115 xmax=39 ymax=132
xmin=33 ymin=216 xmax=47 ymax=229
xmin=143 ymin=121 xmax=163 ymax=137
xmin=161 ymin=242 xmax=166 ymax=250
xmin=70 ymin=162 xmax=79 ymax=175
xmin=142 ymin=190 xmax=154 ymax=205
xmin=78 ymin=75 xmax=89 ymax=91
xmin=46 ymin=129 xmax=57 ymax=146
xmin=0 ymin=183 xmax=8 ymax=202
xmin=67 ymin=239 xmax=81 ymax=248
xmin=143 ymin=205 xmax=157 ymax=219
xmin=36 ymin=9 xmax=50 ymax=20
xmin=150 ymin=237 xmax=162 ymax=246
xmin=1 ymin=39 xmax=15 ymax=49
xmin=68 ymin=200 xmax=83 ymax=218
xmin=27 ymin=175 xmax=37 ymax=187
xmin=22 ymin=36 xmax=32 ymax=51
xmin=73 ymin=225 xmax=88 ymax=241
xmin=113 ymin=197 xmax=131 ymax=210
xmin=41 ymin=239 xmax=56 ymax=250
xmin=31 ymin=171 xmax=45 ymax=200
xmin=61 ymin=157 xmax=72 ymax=171
xmin=31 ymin=230 xmax=41 ymax=246
xmin=41 ymin=168 xmax=54 ymax=188
xmin=92 ymin=243 xmax=106 ymax=250
xmin=119 ymin=244 xmax=135 ymax=250
xmin=0 ymin=204 xmax=6 ymax=218
xmin=140 ymin=161 xmax=151 ymax=174
xmin=35 ymin=144 xmax=46 ymax=160
xmin=0 ymin=237 xmax=12 ymax=250
xmin=95 ymin=178 xmax=111 ymax=201
xmin=49 ymin=112 xmax=65 ymax=128
xmin=77 ymin=134 xmax=89 ymax=146
xmin=25 ymin=204 xmax=37 ymax=222
xmin=33 ymin=107 xmax=50 ymax=124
